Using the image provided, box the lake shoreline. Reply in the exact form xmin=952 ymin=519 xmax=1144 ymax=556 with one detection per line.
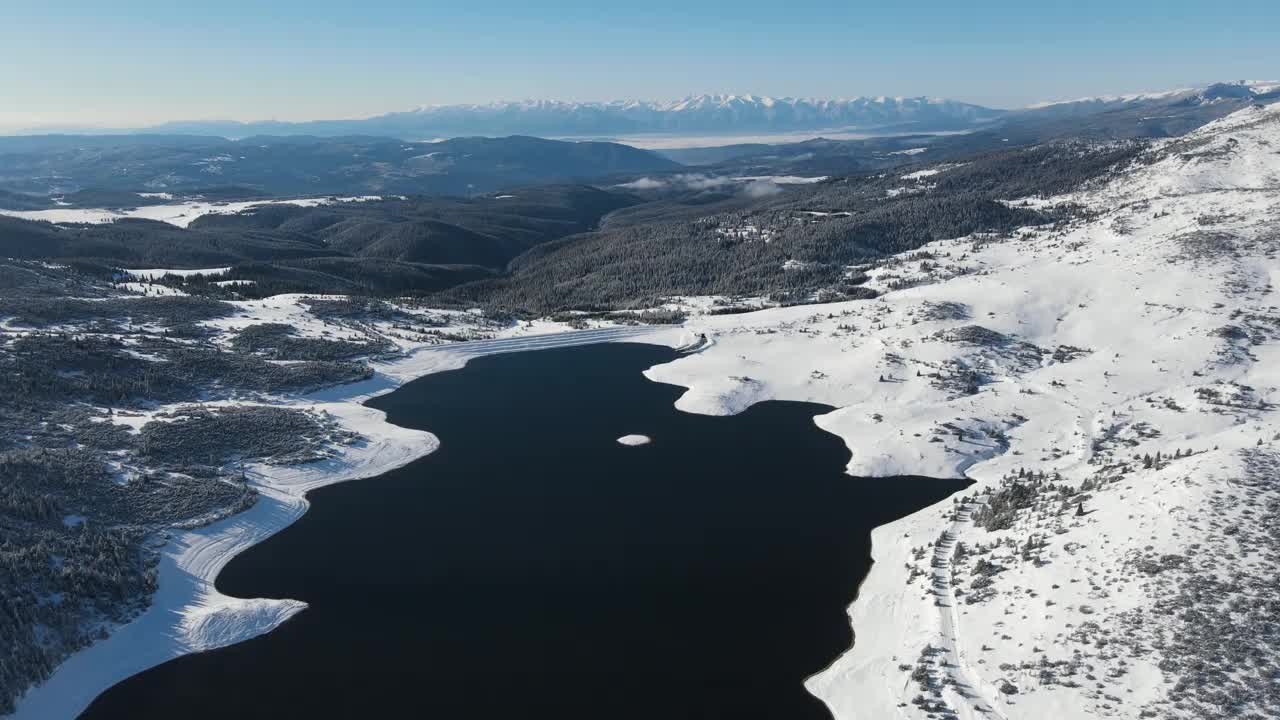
xmin=73 ymin=339 xmax=968 ymax=719
xmin=15 ymin=318 xmax=969 ymax=720
xmin=10 ymin=326 xmax=671 ymax=720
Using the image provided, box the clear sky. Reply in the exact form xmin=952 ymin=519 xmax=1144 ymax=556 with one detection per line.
xmin=3 ymin=0 xmax=1277 ymax=130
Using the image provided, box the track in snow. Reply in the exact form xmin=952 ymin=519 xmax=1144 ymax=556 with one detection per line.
xmin=930 ymin=503 xmax=1010 ymax=719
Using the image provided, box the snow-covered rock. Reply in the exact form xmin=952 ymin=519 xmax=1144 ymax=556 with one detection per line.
xmin=616 ymin=434 xmax=651 ymax=446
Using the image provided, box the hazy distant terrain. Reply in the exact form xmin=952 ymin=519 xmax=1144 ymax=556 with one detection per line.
xmin=0 ymin=135 xmax=678 ymax=197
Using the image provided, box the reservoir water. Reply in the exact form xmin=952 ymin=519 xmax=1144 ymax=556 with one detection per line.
xmin=80 ymin=342 xmax=968 ymax=719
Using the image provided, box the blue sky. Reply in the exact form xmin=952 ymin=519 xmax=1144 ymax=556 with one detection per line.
xmin=3 ymin=0 xmax=1277 ymax=130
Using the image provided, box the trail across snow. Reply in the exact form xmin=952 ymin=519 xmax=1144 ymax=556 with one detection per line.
xmin=931 ymin=502 xmax=1009 ymax=720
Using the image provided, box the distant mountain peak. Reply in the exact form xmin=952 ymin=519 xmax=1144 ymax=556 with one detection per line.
xmin=1026 ymin=80 xmax=1278 ymax=111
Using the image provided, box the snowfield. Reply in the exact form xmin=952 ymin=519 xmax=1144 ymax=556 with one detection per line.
xmin=14 ymin=103 xmax=1280 ymax=719
xmin=0 ymin=196 xmax=386 ymax=228
xmin=123 ymin=267 xmax=232 ymax=280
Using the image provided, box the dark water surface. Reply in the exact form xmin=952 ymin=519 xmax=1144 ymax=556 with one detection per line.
xmin=81 ymin=343 xmax=967 ymax=720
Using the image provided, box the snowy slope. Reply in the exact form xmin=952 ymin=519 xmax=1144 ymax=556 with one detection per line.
xmin=643 ymin=103 xmax=1280 ymax=719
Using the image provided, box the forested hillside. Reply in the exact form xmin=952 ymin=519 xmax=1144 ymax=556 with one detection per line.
xmin=0 ymin=90 xmax=1263 ymax=310
xmin=434 ymin=141 xmax=1144 ymax=311
xmin=0 ymin=186 xmax=638 ymax=297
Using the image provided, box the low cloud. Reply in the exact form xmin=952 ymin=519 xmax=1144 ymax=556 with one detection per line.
xmin=616 ymin=177 xmax=666 ymax=190
xmin=616 ymin=173 xmax=825 ymax=193
xmin=616 ymin=173 xmax=740 ymax=191
xmin=743 ymin=179 xmax=782 ymax=198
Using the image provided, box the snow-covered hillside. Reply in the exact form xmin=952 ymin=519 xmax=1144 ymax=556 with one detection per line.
xmin=644 ymin=103 xmax=1280 ymax=719
xmin=1025 ymin=80 xmax=1277 ymax=118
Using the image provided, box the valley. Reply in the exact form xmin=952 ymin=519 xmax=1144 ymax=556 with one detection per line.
xmin=1 ymin=80 xmax=1278 ymax=720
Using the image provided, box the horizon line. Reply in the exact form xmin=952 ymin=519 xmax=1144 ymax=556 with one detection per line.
xmin=5 ymin=80 xmax=1272 ymax=137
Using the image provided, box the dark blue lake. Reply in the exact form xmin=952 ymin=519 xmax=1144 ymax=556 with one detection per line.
xmin=80 ymin=342 xmax=966 ymax=719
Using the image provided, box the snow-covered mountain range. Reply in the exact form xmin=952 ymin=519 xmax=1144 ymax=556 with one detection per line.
xmin=149 ymin=95 xmax=1006 ymax=139
xmin=25 ymin=81 xmax=1275 ymax=143
xmin=383 ymin=94 xmax=1005 ymax=134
